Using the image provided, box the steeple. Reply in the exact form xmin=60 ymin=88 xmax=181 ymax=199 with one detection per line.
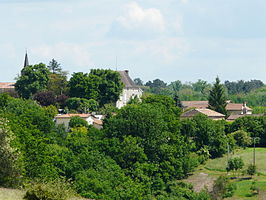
xmin=24 ymin=51 xmax=29 ymax=67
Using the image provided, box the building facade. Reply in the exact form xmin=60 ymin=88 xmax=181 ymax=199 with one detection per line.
xmin=116 ymin=70 xmax=143 ymax=109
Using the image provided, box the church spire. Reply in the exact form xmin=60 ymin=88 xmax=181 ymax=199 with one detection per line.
xmin=24 ymin=51 xmax=29 ymax=67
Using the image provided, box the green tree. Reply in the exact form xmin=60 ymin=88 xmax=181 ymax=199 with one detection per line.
xmin=134 ymin=78 xmax=143 ymax=86
xmin=68 ymin=72 xmax=90 ymax=99
xmin=47 ymin=59 xmax=62 ymax=74
xmin=15 ymin=63 xmax=50 ymax=99
xmin=66 ymin=97 xmax=99 ymax=113
xmin=0 ymin=118 xmax=22 ymax=187
xmin=69 ymin=116 xmax=89 ymax=129
xmin=208 ymin=77 xmax=227 ymax=116
xmin=47 ymin=73 xmax=68 ymax=96
xmin=230 ymin=130 xmax=252 ymax=148
xmin=68 ymin=69 xmax=123 ymax=106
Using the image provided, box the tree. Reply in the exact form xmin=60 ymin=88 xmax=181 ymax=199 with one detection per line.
xmin=174 ymin=94 xmax=183 ymax=108
xmin=66 ymin=98 xmax=99 ymax=113
xmin=88 ymin=69 xmax=124 ymax=106
xmin=69 ymin=116 xmax=89 ymax=129
xmin=192 ymin=79 xmax=211 ymax=94
xmin=15 ymin=64 xmax=50 ymax=99
xmin=68 ymin=69 xmax=124 ymax=106
xmin=47 ymin=73 xmax=68 ymax=96
xmin=134 ymin=78 xmax=143 ymax=86
xmin=68 ymin=72 xmax=90 ymax=99
xmin=230 ymin=130 xmax=252 ymax=148
xmin=47 ymin=59 xmax=62 ymax=74
xmin=33 ymin=91 xmax=56 ymax=106
xmin=208 ymin=77 xmax=227 ymax=116
xmin=0 ymin=118 xmax=22 ymax=187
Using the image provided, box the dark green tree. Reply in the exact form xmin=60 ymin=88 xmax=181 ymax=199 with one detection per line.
xmin=68 ymin=69 xmax=123 ymax=106
xmin=69 ymin=116 xmax=89 ymax=129
xmin=68 ymin=72 xmax=90 ymax=99
xmin=208 ymin=77 xmax=227 ymax=116
xmin=134 ymin=78 xmax=143 ymax=86
xmin=15 ymin=63 xmax=50 ymax=99
xmin=47 ymin=59 xmax=62 ymax=74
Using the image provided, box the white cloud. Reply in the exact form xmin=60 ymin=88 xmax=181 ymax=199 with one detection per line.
xmin=135 ymin=37 xmax=190 ymax=63
xmin=31 ymin=43 xmax=93 ymax=67
xmin=118 ymin=2 xmax=165 ymax=32
xmin=109 ymin=2 xmax=165 ymax=38
xmin=180 ymin=0 xmax=188 ymax=4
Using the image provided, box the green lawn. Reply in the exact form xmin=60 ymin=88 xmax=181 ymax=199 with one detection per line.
xmin=193 ymin=147 xmax=266 ymax=200
xmin=205 ymin=148 xmax=266 ymax=175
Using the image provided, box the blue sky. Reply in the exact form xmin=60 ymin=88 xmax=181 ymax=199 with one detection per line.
xmin=1 ymin=0 xmax=266 ymax=83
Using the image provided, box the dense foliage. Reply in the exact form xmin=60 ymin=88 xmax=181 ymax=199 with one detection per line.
xmin=68 ymin=69 xmax=124 ymax=106
xmin=15 ymin=63 xmax=50 ymax=99
xmin=208 ymin=77 xmax=227 ymax=116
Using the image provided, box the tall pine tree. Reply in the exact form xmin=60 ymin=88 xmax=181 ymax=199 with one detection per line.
xmin=208 ymin=77 xmax=227 ymax=116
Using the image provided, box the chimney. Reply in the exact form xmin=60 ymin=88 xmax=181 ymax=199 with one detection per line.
xmin=242 ymin=102 xmax=247 ymax=114
xmin=125 ymin=70 xmax=129 ymax=74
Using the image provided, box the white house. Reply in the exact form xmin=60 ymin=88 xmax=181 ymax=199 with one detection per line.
xmin=55 ymin=113 xmax=103 ymax=131
xmin=116 ymin=70 xmax=143 ymax=109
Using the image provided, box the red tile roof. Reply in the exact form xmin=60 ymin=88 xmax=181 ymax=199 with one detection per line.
xmin=181 ymin=101 xmax=208 ymax=109
xmin=181 ymin=101 xmax=252 ymax=111
xmin=181 ymin=108 xmax=225 ymax=118
xmin=55 ymin=114 xmax=91 ymax=118
xmin=93 ymin=118 xmax=103 ymax=125
xmin=0 ymin=82 xmax=15 ymax=89
xmin=226 ymin=103 xmax=252 ymax=111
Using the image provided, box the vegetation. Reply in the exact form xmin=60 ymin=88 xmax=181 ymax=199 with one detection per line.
xmin=6 ymin=61 xmax=266 ymax=199
xmin=208 ymin=77 xmax=227 ymax=116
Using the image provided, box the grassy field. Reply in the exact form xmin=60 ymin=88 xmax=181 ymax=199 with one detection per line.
xmin=186 ymin=147 xmax=266 ymax=200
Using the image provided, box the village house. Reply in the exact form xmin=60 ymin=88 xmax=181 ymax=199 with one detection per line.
xmin=0 ymin=82 xmax=15 ymax=93
xmin=181 ymin=108 xmax=225 ymax=120
xmin=116 ymin=70 xmax=143 ymax=109
xmin=55 ymin=113 xmax=103 ymax=131
xmin=181 ymin=101 xmax=252 ymax=114
xmin=181 ymin=100 xmax=253 ymax=121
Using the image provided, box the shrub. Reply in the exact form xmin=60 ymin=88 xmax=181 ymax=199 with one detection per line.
xmin=24 ymin=178 xmax=76 ymax=200
xmin=226 ymin=157 xmax=244 ymax=175
xmin=69 ymin=116 xmax=89 ymax=128
xmin=211 ymin=176 xmax=236 ymax=199
xmin=247 ymin=164 xmax=256 ymax=176
xmin=250 ymin=181 xmax=259 ymax=196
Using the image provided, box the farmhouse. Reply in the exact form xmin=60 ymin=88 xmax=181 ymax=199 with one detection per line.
xmin=181 ymin=101 xmax=252 ymax=115
xmin=116 ymin=70 xmax=143 ymax=109
xmin=181 ymin=108 xmax=225 ymax=120
xmin=0 ymin=82 xmax=15 ymax=93
xmin=55 ymin=113 xmax=103 ymax=131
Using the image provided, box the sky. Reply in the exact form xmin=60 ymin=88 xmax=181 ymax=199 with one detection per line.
xmin=1 ymin=0 xmax=266 ymax=83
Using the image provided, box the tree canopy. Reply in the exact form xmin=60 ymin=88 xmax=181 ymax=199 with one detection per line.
xmin=15 ymin=63 xmax=50 ymax=99
xmin=208 ymin=77 xmax=227 ymax=116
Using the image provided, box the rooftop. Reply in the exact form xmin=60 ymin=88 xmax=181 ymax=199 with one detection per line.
xmin=182 ymin=108 xmax=225 ymax=118
xmin=118 ymin=70 xmax=139 ymax=89
xmin=55 ymin=114 xmax=91 ymax=118
xmin=0 ymin=82 xmax=15 ymax=89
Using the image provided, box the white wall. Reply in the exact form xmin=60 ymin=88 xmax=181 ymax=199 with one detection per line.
xmin=116 ymin=88 xmax=143 ymax=109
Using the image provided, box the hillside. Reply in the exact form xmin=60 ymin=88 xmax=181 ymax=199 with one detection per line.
xmin=185 ymin=148 xmax=266 ymax=200
xmin=0 ymin=188 xmax=89 ymax=200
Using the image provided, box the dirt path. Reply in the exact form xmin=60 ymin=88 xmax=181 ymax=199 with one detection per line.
xmin=185 ymin=172 xmax=216 ymax=192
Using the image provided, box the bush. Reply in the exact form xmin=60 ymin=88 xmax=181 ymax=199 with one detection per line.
xmin=247 ymin=164 xmax=256 ymax=176
xmin=226 ymin=157 xmax=244 ymax=174
xmin=69 ymin=116 xmax=89 ymax=128
xmin=212 ymin=176 xmax=236 ymax=199
xmin=24 ymin=178 xmax=77 ymax=200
